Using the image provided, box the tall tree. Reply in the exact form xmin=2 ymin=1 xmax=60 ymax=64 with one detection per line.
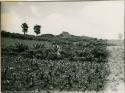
xmin=34 ymin=25 xmax=41 ymax=36
xmin=21 ymin=23 xmax=28 ymax=35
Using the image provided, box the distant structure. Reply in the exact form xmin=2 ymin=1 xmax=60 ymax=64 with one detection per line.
xmin=60 ymin=31 xmax=71 ymax=38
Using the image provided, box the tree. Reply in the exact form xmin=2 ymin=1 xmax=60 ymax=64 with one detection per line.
xmin=34 ymin=25 xmax=41 ymax=36
xmin=21 ymin=23 xmax=28 ymax=35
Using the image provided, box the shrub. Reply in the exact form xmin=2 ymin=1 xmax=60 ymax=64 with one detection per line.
xmin=15 ymin=41 xmax=29 ymax=52
xmin=33 ymin=43 xmax=45 ymax=49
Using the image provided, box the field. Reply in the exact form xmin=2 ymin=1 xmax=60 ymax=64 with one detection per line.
xmin=1 ymin=31 xmax=124 ymax=93
xmin=23 ymin=45 xmax=124 ymax=93
xmin=1 ymin=37 xmax=50 ymax=49
xmin=27 ymin=45 xmax=125 ymax=93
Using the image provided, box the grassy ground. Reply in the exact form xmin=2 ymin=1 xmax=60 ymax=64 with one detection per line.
xmin=3 ymin=46 xmax=124 ymax=93
xmin=1 ymin=37 xmax=124 ymax=93
xmin=1 ymin=37 xmax=51 ymax=48
xmin=32 ymin=45 xmax=125 ymax=93
xmin=35 ymin=45 xmax=124 ymax=93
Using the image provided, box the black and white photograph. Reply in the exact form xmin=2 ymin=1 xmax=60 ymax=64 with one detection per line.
xmin=1 ymin=0 xmax=124 ymax=93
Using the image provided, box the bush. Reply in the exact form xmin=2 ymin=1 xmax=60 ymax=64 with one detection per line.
xmin=15 ymin=41 xmax=29 ymax=52
xmin=33 ymin=43 xmax=45 ymax=49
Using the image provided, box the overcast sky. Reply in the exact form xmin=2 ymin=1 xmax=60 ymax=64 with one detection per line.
xmin=1 ymin=1 xmax=124 ymax=39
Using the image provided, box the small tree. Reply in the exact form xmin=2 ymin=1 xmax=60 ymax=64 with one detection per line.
xmin=21 ymin=23 xmax=28 ymax=35
xmin=34 ymin=25 xmax=41 ymax=36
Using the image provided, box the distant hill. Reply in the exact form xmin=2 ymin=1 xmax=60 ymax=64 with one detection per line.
xmin=1 ymin=31 xmax=94 ymax=41
xmin=59 ymin=31 xmax=71 ymax=38
xmin=58 ymin=31 xmax=94 ymax=40
xmin=1 ymin=31 xmax=123 ymax=46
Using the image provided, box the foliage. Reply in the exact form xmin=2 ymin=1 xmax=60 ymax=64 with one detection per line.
xmin=1 ymin=57 xmax=109 ymax=91
xmin=21 ymin=23 xmax=28 ymax=35
xmin=33 ymin=43 xmax=45 ymax=49
xmin=15 ymin=41 xmax=29 ymax=52
xmin=1 ymin=31 xmax=109 ymax=92
xmin=34 ymin=25 xmax=41 ymax=36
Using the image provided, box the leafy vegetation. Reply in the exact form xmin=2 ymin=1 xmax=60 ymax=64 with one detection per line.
xmin=1 ymin=31 xmax=109 ymax=92
xmin=34 ymin=25 xmax=41 ymax=36
xmin=21 ymin=23 xmax=28 ymax=35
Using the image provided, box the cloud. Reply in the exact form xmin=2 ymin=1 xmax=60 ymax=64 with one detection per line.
xmin=1 ymin=1 xmax=124 ymax=39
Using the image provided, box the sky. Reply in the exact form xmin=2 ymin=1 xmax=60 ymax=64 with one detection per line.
xmin=1 ymin=1 xmax=124 ymax=39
